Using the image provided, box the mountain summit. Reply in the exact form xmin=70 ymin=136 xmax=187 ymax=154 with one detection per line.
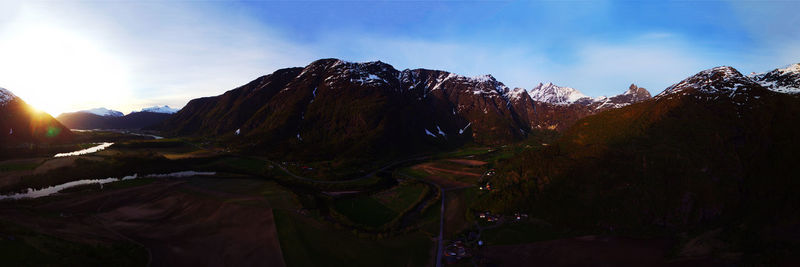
xmin=655 ymin=66 xmax=763 ymax=98
xmin=80 ymin=107 xmax=124 ymax=117
xmin=528 ymin=82 xmax=589 ymax=105
xmin=141 ymin=105 xmax=179 ymax=114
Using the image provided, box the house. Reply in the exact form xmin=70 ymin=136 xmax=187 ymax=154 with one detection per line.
xmin=478 ymin=211 xmax=500 ymax=222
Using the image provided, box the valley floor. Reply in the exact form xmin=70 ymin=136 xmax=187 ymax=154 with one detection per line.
xmin=0 ymin=131 xmax=746 ymax=266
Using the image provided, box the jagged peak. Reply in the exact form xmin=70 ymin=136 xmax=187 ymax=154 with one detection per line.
xmin=323 ymin=58 xmax=395 ymax=70
xmin=624 ymin=84 xmax=652 ymax=98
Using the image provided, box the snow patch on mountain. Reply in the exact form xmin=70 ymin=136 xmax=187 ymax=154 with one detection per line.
xmin=459 ymin=122 xmax=472 ymax=134
xmin=0 ymin=87 xmax=16 ymax=105
xmin=425 ymin=129 xmax=436 ymax=137
xmin=592 ymin=97 xmax=629 ymax=110
xmin=508 ymin=87 xmax=528 ymax=101
xmin=436 ymin=125 xmax=446 ymax=137
xmin=140 ymin=105 xmax=179 ymax=114
xmin=82 ymin=107 xmax=124 ymax=117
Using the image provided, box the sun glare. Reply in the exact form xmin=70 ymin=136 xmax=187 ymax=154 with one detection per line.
xmin=0 ymin=21 xmax=132 ymax=116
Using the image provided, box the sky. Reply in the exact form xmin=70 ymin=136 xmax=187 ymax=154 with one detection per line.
xmin=0 ymin=0 xmax=798 ymax=116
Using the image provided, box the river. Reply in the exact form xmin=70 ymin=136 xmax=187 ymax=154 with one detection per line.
xmin=0 ymin=171 xmax=216 ymax=200
xmin=54 ymin=142 xmax=114 ymax=157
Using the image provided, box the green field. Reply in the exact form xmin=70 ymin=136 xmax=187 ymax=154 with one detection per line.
xmin=481 ymin=221 xmax=563 ymax=246
xmin=334 ymin=195 xmax=397 ymax=227
xmin=0 ymin=220 xmax=147 ymax=266
xmin=0 ymin=161 xmax=40 ymax=172
xmin=436 ymin=146 xmax=493 ymax=158
xmin=273 ymin=209 xmax=432 ymax=267
xmin=205 ymin=156 xmax=268 ymax=175
xmin=396 ymin=167 xmax=428 ymax=179
xmin=373 ymin=182 xmax=428 ymax=213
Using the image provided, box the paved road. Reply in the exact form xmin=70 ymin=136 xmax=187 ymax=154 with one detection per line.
xmin=435 ymin=187 xmax=445 ymax=267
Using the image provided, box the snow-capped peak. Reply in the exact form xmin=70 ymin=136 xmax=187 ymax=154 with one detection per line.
xmin=528 ymin=82 xmax=589 ymax=105
xmin=82 ymin=107 xmax=124 ymax=117
xmin=140 ymin=105 xmax=179 ymax=114
xmin=777 ymin=63 xmax=800 ymax=75
xmin=655 ymin=66 xmax=757 ymax=98
xmin=0 ymin=87 xmax=17 ymax=105
xmin=751 ymin=63 xmax=800 ymax=94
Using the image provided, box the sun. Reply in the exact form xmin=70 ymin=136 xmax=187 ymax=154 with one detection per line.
xmin=0 ymin=21 xmax=132 ymax=117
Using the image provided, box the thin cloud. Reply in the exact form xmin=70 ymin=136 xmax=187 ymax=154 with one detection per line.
xmin=1 ymin=0 xmax=796 ymax=114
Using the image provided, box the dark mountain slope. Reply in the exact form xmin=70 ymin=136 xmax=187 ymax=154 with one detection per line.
xmin=0 ymin=88 xmax=72 ymax=147
xmin=483 ymin=66 xmax=800 ymax=261
xmin=160 ymin=59 xmax=529 ymax=160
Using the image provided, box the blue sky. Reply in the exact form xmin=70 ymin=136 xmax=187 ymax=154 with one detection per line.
xmin=0 ymin=0 xmax=798 ymax=115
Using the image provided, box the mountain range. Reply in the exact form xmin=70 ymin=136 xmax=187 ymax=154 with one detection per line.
xmin=56 ymin=105 xmax=178 ymax=130
xmin=158 ymin=58 xmax=652 ymax=160
xmin=4 ymin=59 xmax=797 ymax=160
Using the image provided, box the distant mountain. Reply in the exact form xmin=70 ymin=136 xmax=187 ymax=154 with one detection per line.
xmin=528 ymin=82 xmax=590 ymax=105
xmin=57 ymin=110 xmax=173 ymax=130
xmin=81 ymin=107 xmax=124 ymax=117
xmin=589 ymin=84 xmax=652 ymax=111
xmin=508 ymin=83 xmax=652 ymax=131
xmin=527 ymin=81 xmax=652 ymax=109
xmin=750 ymin=63 xmax=800 ymax=94
xmin=140 ymin=105 xmax=179 ymax=114
xmin=0 ymin=87 xmax=72 ymax=146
